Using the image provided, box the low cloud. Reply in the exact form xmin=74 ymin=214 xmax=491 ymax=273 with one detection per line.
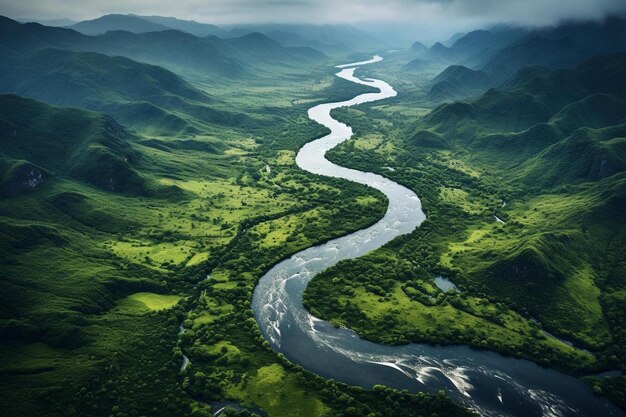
xmin=2 ymin=0 xmax=625 ymax=37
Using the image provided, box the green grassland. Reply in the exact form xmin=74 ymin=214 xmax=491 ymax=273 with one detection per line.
xmin=304 ymin=56 xmax=626 ymax=408
xmin=116 ymin=292 xmax=183 ymax=312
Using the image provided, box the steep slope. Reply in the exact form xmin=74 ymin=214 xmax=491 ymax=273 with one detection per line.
xmin=0 ymin=48 xmax=255 ymax=135
xmin=424 ymin=54 xmax=626 ymax=140
xmin=520 ymin=124 xmax=626 ymax=187
xmin=428 ymin=65 xmax=493 ymax=101
xmin=449 ymin=28 xmax=526 ymax=59
xmin=424 ymin=27 xmax=527 ymax=64
xmin=409 ymin=41 xmax=428 ymax=55
xmin=443 ymin=31 xmax=466 ymax=46
xmin=0 ymin=94 xmax=147 ymax=195
xmin=482 ymin=36 xmax=591 ymax=82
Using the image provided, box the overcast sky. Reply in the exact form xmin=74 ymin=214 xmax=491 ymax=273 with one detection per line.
xmin=2 ymin=0 xmax=626 ymax=42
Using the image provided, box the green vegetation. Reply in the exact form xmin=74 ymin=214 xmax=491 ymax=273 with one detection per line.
xmin=0 ymin=48 xmax=254 ymax=136
xmin=304 ymin=53 xmax=626 ymax=406
xmin=3 ymin=11 xmax=626 ymax=416
xmin=427 ymin=65 xmax=493 ymax=102
xmin=116 ymin=292 xmax=183 ymax=312
xmin=0 ymin=94 xmax=147 ymax=195
xmin=0 ymin=18 xmax=472 ymax=416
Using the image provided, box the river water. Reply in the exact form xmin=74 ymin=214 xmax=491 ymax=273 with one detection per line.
xmin=251 ymin=56 xmax=623 ymax=417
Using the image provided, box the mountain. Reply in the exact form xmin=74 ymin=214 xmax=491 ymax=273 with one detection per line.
xmin=443 ymin=32 xmax=466 ymax=47
xmin=521 ymin=123 xmax=626 ymax=186
xmin=70 ymin=14 xmax=229 ymax=37
xmin=426 ymin=42 xmax=451 ymax=62
xmin=224 ymin=23 xmax=386 ymax=54
xmin=404 ymin=58 xmax=442 ymax=73
xmin=428 ymin=65 xmax=493 ymax=101
xmin=0 ymin=94 xmax=147 ymax=196
xmin=416 ymin=17 xmax=626 ymax=84
xmin=93 ymin=29 xmax=247 ymax=77
xmin=136 ymin=15 xmax=226 ymax=37
xmin=17 ymin=17 xmax=76 ymax=26
xmin=264 ymin=30 xmax=343 ymax=53
xmin=449 ymin=30 xmax=501 ymax=55
xmin=0 ymin=16 xmax=92 ymax=52
xmin=224 ymin=31 xmax=325 ymax=62
xmin=0 ymin=48 xmax=255 ymax=135
xmin=423 ymin=53 xmax=626 ymax=151
xmin=534 ymin=15 xmax=626 ymax=55
xmin=70 ymin=14 xmax=171 ymax=35
xmin=0 ymin=16 xmax=325 ymax=80
xmin=409 ymin=41 xmax=428 ymax=55
xmin=403 ymin=43 xmax=626 ymax=381
xmin=424 ymin=27 xmax=528 ymax=65
xmin=482 ymin=16 xmax=626 ymax=82
xmin=482 ymin=36 xmax=591 ymax=82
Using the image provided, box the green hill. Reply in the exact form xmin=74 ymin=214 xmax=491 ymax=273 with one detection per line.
xmin=0 ymin=94 xmax=147 ymax=195
xmin=485 ymin=232 xmax=579 ymax=289
xmin=549 ymin=94 xmax=626 ymax=134
xmin=0 ymin=48 xmax=257 ymax=135
xmin=428 ymin=65 xmax=493 ymax=101
xmin=418 ymin=54 xmax=626 ymax=351
xmin=425 ymin=54 xmax=626 ymax=142
xmin=520 ymin=124 xmax=626 ymax=187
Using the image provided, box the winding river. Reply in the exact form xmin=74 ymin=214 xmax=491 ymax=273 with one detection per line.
xmin=251 ymin=56 xmax=624 ymax=417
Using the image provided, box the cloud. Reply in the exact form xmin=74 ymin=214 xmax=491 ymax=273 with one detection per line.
xmin=2 ymin=0 xmax=625 ymax=28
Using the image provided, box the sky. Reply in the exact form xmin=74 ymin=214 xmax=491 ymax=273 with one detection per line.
xmin=2 ymin=0 xmax=626 ymax=43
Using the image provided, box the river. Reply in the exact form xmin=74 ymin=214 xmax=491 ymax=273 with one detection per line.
xmin=251 ymin=56 xmax=624 ymax=417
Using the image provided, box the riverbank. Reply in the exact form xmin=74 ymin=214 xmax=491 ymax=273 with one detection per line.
xmin=253 ymin=56 xmax=625 ymax=417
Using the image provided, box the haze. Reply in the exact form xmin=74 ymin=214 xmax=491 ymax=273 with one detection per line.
xmin=3 ymin=0 xmax=626 ymax=44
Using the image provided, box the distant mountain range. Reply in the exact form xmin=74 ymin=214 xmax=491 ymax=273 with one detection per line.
xmin=419 ymin=53 xmax=626 ymax=183
xmin=17 ymin=17 xmax=76 ymax=26
xmin=414 ymin=15 xmax=626 ymax=102
xmin=224 ymin=23 xmax=387 ymax=54
xmin=0 ymin=16 xmax=326 ymax=80
xmin=70 ymin=14 xmax=173 ymax=35
xmin=0 ymin=48 xmax=259 ymax=136
xmin=58 ymin=14 xmax=383 ymax=54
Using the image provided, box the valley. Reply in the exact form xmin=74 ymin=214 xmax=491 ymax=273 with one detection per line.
xmin=1 ymin=8 xmax=625 ymax=417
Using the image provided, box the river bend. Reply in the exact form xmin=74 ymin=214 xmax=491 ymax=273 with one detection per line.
xmin=251 ymin=56 xmax=623 ymax=417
